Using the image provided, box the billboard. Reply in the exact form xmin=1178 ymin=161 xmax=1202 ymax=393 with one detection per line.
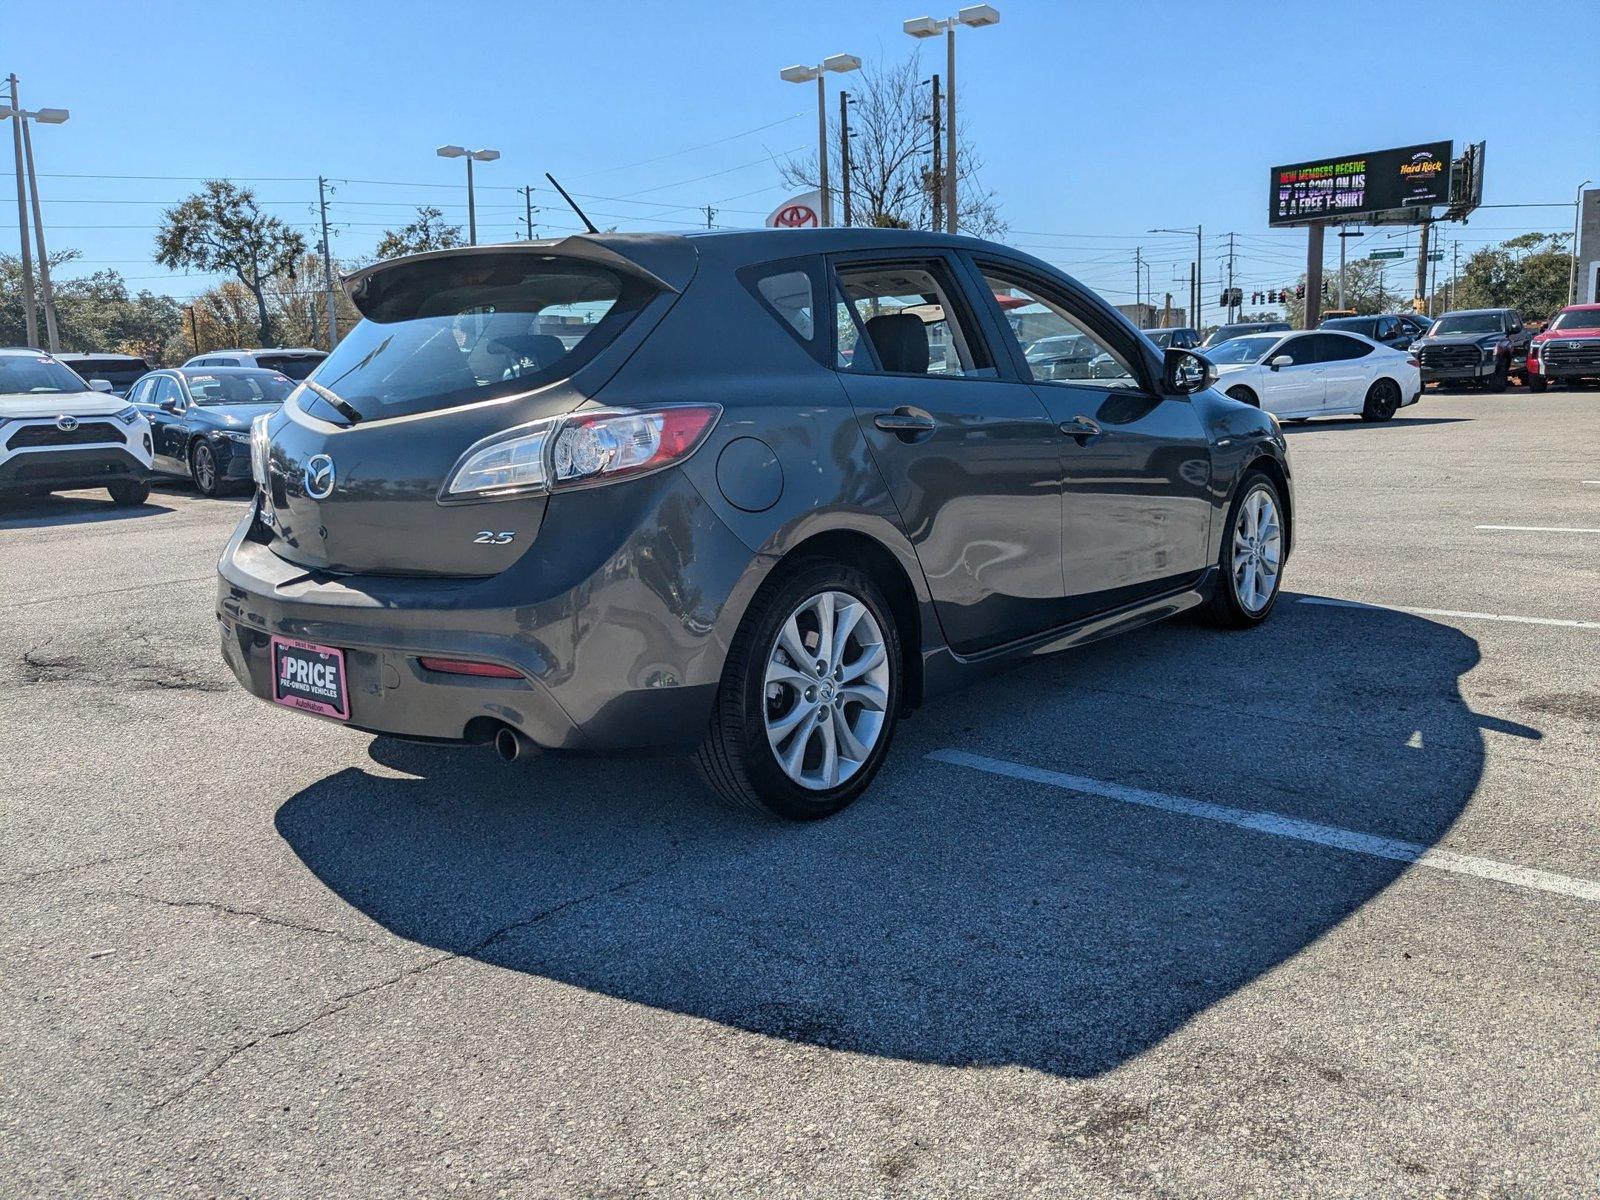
xmin=1269 ymin=142 xmax=1453 ymax=226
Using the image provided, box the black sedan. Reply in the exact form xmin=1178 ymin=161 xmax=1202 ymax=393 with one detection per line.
xmin=127 ymin=367 xmax=295 ymax=496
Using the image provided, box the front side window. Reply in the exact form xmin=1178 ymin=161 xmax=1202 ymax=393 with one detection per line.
xmin=834 ymin=261 xmax=993 ymax=378
xmin=310 ymin=252 xmax=654 ymax=421
xmin=981 ymin=270 xmax=1139 ymax=390
xmin=1274 ymin=336 xmax=1319 ymax=366
xmin=152 ymin=376 xmax=185 ymax=409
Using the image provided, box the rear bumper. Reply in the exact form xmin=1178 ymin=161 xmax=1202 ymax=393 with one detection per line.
xmin=216 ymin=469 xmax=754 ymax=753
xmin=0 ymin=446 xmax=151 ymax=494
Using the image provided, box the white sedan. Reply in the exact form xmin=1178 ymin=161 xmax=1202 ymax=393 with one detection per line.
xmin=1203 ymin=330 xmax=1422 ymax=422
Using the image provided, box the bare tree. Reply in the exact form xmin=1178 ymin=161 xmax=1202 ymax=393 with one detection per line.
xmin=780 ymin=52 xmax=1003 ymax=236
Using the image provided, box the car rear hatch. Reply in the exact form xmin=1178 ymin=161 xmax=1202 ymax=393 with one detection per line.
xmin=253 ymin=351 xmax=327 ymax=380
xmin=258 ymin=237 xmax=696 ymax=578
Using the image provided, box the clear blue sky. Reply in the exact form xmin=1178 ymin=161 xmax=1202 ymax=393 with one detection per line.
xmin=7 ymin=0 xmax=1597 ymax=324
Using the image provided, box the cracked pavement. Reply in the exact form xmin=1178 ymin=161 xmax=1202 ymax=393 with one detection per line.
xmin=2 ymin=392 xmax=1597 ymax=1197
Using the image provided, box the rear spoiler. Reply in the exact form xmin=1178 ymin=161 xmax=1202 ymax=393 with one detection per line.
xmin=342 ymin=235 xmax=697 ymax=316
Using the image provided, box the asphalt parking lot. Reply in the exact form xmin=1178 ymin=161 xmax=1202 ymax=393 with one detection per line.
xmin=2 ymin=388 xmax=1596 ymax=1197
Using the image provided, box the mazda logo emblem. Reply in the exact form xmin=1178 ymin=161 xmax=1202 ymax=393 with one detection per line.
xmin=304 ymin=454 xmax=336 ymax=500
xmin=56 ymin=415 xmax=79 ymax=432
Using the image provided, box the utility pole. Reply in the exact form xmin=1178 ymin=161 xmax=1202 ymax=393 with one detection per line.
xmin=187 ymin=306 xmax=199 ymax=356
xmin=944 ymin=22 xmax=957 ymax=233
xmin=1226 ymin=232 xmax=1237 ymax=323
xmin=1428 ymin=240 xmax=1439 ymax=317
xmin=1135 ymin=246 xmax=1143 ymax=318
xmin=1188 ymin=261 xmax=1196 ymax=328
xmin=19 ymin=111 xmax=59 ymax=351
xmin=928 ymin=74 xmax=942 ymax=231
xmin=7 ymin=74 xmax=38 ymax=348
xmin=839 ymin=90 xmax=853 ymax=227
xmin=316 ymin=176 xmax=337 ymax=350
xmin=1451 ymin=240 xmax=1460 ymax=310
xmin=1337 ymin=224 xmax=1347 ymax=309
xmin=1413 ymin=218 xmax=1431 ymax=315
xmin=703 ymin=204 xmax=716 ymax=229
xmin=521 ymin=185 xmax=537 ymax=240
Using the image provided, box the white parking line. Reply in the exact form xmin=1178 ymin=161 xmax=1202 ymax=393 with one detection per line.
xmin=1298 ymin=596 xmax=1600 ymax=630
xmin=926 ymin=749 xmax=1600 ymax=904
xmin=1475 ymin=524 xmax=1600 ymax=534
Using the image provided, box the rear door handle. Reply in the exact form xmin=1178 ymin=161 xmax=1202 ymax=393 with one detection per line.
xmin=1060 ymin=415 xmax=1103 ymax=442
xmin=873 ymin=407 xmax=937 ymax=439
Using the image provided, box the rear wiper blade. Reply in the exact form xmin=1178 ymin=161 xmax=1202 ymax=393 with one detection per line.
xmin=303 ymin=379 xmax=363 ymax=425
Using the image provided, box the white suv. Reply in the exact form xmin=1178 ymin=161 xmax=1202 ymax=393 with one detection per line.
xmin=181 ymin=348 xmax=327 ymax=380
xmin=0 ymin=349 xmax=154 ymax=505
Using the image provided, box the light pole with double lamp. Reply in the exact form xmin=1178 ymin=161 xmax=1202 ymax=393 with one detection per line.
xmin=903 ymin=4 xmax=999 ymax=235
xmin=2 ymin=89 xmax=69 ymax=350
xmin=779 ymin=54 xmax=861 ymax=226
xmin=436 ymin=145 xmax=501 ymax=246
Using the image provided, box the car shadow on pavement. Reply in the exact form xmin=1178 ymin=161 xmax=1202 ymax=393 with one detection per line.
xmin=0 ymin=492 xmax=176 ymax=529
xmin=275 ymin=598 xmax=1497 ymax=1079
xmin=1278 ymin=416 xmax=1472 ymax=433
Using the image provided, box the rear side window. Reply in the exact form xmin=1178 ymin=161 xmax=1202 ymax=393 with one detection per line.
xmin=313 ymin=252 xmax=655 ymax=421
xmin=1315 ymin=333 xmax=1372 ymax=361
xmin=255 ymin=354 xmax=324 ymax=380
xmin=833 ymin=260 xmax=995 ymax=378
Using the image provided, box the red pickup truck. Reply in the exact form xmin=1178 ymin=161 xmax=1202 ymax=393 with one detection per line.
xmin=1527 ymin=304 xmax=1600 ymax=392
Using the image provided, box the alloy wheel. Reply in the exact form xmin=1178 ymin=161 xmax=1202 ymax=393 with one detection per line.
xmin=1231 ymin=487 xmax=1282 ymax=614
xmin=193 ymin=443 xmax=216 ymax=493
xmin=763 ymin=589 xmax=890 ymax=791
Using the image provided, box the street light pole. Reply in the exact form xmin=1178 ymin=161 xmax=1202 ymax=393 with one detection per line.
xmin=5 ymin=75 xmax=38 ymax=348
xmin=780 ymin=54 xmax=861 ymax=226
xmin=904 ymin=6 xmax=999 ymax=234
xmin=436 ymin=146 xmax=501 ymax=246
xmin=1570 ymin=180 xmax=1591 ymax=306
xmin=1150 ymin=225 xmax=1202 ymax=327
xmin=20 ymin=114 xmax=59 ymax=351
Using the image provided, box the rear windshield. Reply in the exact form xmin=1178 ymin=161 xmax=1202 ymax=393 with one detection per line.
xmin=64 ymin=357 xmax=146 ymax=380
xmin=0 ymin=355 xmax=90 ymax=395
xmin=305 ymin=253 xmax=651 ymax=421
xmin=254 ymin=353 xmax=325 ymax=380
xmin=182 ymin=370 xmax=295 ymax=405
xmin=1320 ymin=318 xmax=1374 ymax=334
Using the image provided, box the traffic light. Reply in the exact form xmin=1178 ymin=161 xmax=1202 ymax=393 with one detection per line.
xmin=1322 ymin=281 xmax=1329 ymax=297
xmin=1279 ymin=289 xmax=1290 ymax=305
xmin=1295 ymin=283 xmax=1305 ymax=300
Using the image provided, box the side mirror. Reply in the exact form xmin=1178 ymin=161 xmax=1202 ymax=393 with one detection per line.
xmin=1269 ymin=354 xmax=1294 ymax=370
xmin=1163 ymin=347 xmax=1216 ymax=395
xmin=88 ymin=379 xmax=114 ymax=393
xmin=160 ymin=398 xmax=180 ymax=413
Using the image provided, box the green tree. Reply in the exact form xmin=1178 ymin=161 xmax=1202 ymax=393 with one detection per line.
xmin=155 ymin=180 xmax=307 ymax=346
xmin=373 ymin=205 xmax=465 ymax=260
xmin=1430 ymin=233 xmax=1571 ymax=321
xmin=0 ymin=250 xmax=184 ymax=360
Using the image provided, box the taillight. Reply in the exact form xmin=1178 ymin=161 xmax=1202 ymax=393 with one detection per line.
xmin=417 ymin=656 xmax=524 ymax=679
xmin=441 ymin=405 xmax=721 ymax=501
xmin=552 ymin=406 xmax=720 ymax=488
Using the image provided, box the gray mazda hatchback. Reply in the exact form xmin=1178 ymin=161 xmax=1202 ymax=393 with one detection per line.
xmin=219 ymin=229 xmax=1292 ymax=819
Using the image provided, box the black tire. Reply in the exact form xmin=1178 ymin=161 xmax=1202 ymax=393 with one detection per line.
xmin=1486 ymin=358 xmax=1510 ymax=393
xmin=190 ymin=439 xmax=221 ymax=497
xmin=696 ymin=558 xmax=903 ymax=821
xmin=1360 ymin=377 xmax=1401 ymax=422
xmin=107 ymin=479 xmax=150 ymax=507
xmin=1527 ymin=374 xmax=1548 ymax=394
xmin=1200 ymin=470 xmax=1285 ymax=630
xmin=1225 ymin=385 xmax=1259 ymax=407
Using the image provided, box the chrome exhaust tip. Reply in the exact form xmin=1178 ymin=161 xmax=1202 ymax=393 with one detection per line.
xmin=493 ymin=725 xmax=540 ymax=764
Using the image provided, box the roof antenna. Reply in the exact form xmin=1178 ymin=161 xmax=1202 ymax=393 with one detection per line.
xmin=545 ymin=173 xmax=599 ymax=235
